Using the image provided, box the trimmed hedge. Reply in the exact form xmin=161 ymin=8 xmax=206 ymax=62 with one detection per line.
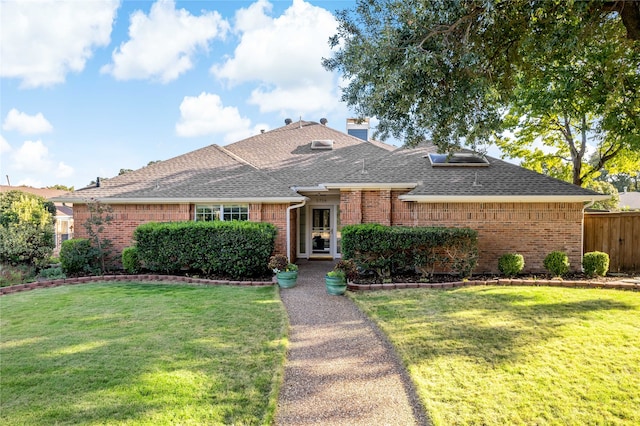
xmin=122 ymin=246 xmax=141 ymax=274
xmin=60 ymin=238 xmax=100 ymax=276
xmin=341 ymin=224 xmax=478 ymax=279
xmin=582 ymin=251 xmax=609 ymax=277
xmin=544 ymin=251 xmax=570 ymax=277
xmin=498 ymin=253 xmax=525 ymax=277
xmin=133 ymin=221 xmax=277 ymax=278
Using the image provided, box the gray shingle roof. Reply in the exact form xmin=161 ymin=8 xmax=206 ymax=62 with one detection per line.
xmin=343 ymin=145 xmax=602 ymax=198
xmin=56 ymin=120 xmax=603 ymax=202
xmin=62 ymin=143 xmax=301 ymax=202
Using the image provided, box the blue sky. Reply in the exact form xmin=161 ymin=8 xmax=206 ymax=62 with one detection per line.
xmin=1 ymin=0 xmax=369 ymax=189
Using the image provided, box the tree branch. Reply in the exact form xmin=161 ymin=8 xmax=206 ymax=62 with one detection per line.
xmin=600 ymin=1 xmax=640 ymax=40
xmin=418 ymin=6 xmax=484 ymax=50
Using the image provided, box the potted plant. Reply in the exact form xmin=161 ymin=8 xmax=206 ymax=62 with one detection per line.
xmin=325 ymin=260 xmax=357 ymax=295
xmin=268 ymin=254 xmax=298 ymax=288
xmin=325 ymin=270 xmax=347 ymax=295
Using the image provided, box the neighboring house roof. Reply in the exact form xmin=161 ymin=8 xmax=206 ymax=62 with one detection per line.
xmin=619 ymin=191 xmax=640 ymax=210
xmin=0 ymin=185 xmax=68 ymax=199
xmin=53 ymin=120 xmax=607 ymax=204
xmin=0 ymin=185 xmax=74 ymax=216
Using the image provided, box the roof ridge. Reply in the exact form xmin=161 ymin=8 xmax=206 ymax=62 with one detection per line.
xmin=215 ymin=145 xmax=260 ymax=170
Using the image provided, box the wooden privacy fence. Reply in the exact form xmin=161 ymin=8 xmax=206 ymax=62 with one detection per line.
xmin=584 ymin=212 xmax=640 ymax=273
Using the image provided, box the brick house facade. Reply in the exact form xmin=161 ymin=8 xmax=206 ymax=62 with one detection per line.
xmin=58 ymin=119 xmax=606 ymax=274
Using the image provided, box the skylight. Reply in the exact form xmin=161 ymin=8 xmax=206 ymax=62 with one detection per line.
xmin=310 ymin=140 xmax=334 ymax=150
xmin=428 ymin=152 xmax=489 ymax=167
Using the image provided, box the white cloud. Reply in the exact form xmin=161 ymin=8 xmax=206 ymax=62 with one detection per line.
xmin=0 ymin=135 xmax=11 ymax=154
xmin=6 ymin=140 xmax=75 ymax=185
xmin=175 ymin=92 xmax=252 ymax=142
xmin=12 ymin=140 xmax=52 ymax=172
xmin=55 ymin=162 xmax=74 ymax=178
xmin=211 ymin=0 xmax=341 ymax=116
xmin=101 ymin=0 xmax=229 ymax=83
xmin=3 ymin=109 xmax=53 ymax=135
xmin=225 ymin=123 xmax=272 ymax=144
xmin=0 ymin=0 xmax=119 ymax=88
xmin=15 ymin=177 xmax=44 ymax=188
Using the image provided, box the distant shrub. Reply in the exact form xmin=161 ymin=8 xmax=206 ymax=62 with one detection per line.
xmin=38 ymin=266 xmax=66 ymax=280
xmin=0 ymin=263 xmax=36 ymax=287
xmin=60 ymin=239 xmax=100 ymax=276
xmin=498 ymin=253 xmax=525 ymax=277
xmin=122 ymin=246 xmax=141 ymax=274
xmin=543 ymin=251 xmax=570 ymax=277
xmin=582 ymin=251 xmax=609 ymax=278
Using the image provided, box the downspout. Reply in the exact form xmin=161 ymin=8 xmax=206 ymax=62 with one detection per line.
xmin=286 ymin=200 xmax=306 ymax=263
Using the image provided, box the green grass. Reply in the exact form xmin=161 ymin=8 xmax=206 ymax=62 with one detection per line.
xmin=350 ymin=286 xmax=640 ymax=426
xmin=0 ymin=283 xmax=288 ymax=425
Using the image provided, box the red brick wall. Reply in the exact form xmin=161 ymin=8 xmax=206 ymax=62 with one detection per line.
xmin=362 ymin=190 xmax=391 ymax=225
xmin=251 ymin=203 xmax=291 ymax=259
xmin=74 ymin=202 xmax=293 ymax=263
xmin=340 ymin=189 xmax=585 ymax=273
xmin=340 ymin=190 xmax=362 ymax=225
xmin=73 ymin=203 xmax=192 ymax=254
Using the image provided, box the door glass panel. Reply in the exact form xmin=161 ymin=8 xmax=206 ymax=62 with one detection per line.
xmin=336 ymin=205 xmax=341 ymax=255
xmin=312 ymin=208 xmax=331 ymax=254
xmin=298 ymin=208 xmax=306 ymax=254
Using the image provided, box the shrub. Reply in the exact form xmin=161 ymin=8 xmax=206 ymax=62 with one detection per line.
xmin=122 ymin=246 xmax=141 ymax=274
xmin=334 ymin=259 xmax=358 ymax=282
xmin=38 ymin=266 xmax=66 ymax=280
xmin=582 ymin=251 xmax=610 ymax=278
xmin=268 ymin=254 xmax=297 ymax=273
xmin=326 ymin=270 xmax=346 ymax=281
xmin=0 ymin=190 xmax=55 ymax=267
xmin=0 ymin=263 xmax=36 ymax=286
xmin=60 ymin=239 xmax=100 ymax=276
xmin=134 ymin=221 xmax=276 ymax=278
xmin=341 ymin=224 xmax=478 ymax=280
xmin=543 ymin=251 xmax=570 ymax=277
xmin=498 ymin=253 xmax=525 ymax=277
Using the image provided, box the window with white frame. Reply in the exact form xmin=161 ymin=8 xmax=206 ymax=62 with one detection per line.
xmin=195 ymin=204 xmax=248 ymax=221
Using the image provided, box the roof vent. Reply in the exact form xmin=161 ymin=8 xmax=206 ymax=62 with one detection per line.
xmin=428 ymin=152 xmax=489 ymax=167
xmin=285 ymin=118 xmax=292 ymax=125
xmin=320 ymin=118 xmax=328 ymax=125
xmin=311 ymin=139 xmax=334 ymax=150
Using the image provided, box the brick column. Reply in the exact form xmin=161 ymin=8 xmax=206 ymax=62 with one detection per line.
xmin=340 ymin=189 xmax=362 ymax=225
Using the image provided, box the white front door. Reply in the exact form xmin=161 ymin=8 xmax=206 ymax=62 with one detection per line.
xmin=311 ymin=207 xmax=332 ymax=257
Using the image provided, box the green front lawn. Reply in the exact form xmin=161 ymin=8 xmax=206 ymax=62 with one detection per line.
xmin=350 ymin=286 xmax=640 ymax=425
xmin=0 ymin=283 xmax=288 ymax=425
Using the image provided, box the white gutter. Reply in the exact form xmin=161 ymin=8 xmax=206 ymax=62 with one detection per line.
xmin=286 ymin=200 xmax=306 ymax=263
xmin=291 ymin=185 xmax=329 ymax=192
xmin=50 ymin=196 xmax=306 ymax=204
xmin=398 ymin=194 xmax=612 ymax=203
xmin=322 ymin=182 xmax=417 ymax=190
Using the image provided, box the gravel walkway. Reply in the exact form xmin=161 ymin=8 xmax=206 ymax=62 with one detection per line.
xmin=276 ymin=260 xmax=430 ymax=426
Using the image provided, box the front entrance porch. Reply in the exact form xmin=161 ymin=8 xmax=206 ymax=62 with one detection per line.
xmin=296 ymin=193 xmax=341 ymax=260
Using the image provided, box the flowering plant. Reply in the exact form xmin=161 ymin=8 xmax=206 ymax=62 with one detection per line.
xmin=333 ymin=259 xmax=358 ymax=282
xmin=268 ymin=254 xmax=298 ymax=273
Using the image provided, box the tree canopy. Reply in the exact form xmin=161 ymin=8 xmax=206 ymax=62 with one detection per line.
xmin=324 ymin=0 xmax=640 ymax=186
xmin=0 ymin=190 xmax=55 ymax=266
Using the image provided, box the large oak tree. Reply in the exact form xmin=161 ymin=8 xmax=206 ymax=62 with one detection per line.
xmin=324 ymin=0 xmax=640 ymax=186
